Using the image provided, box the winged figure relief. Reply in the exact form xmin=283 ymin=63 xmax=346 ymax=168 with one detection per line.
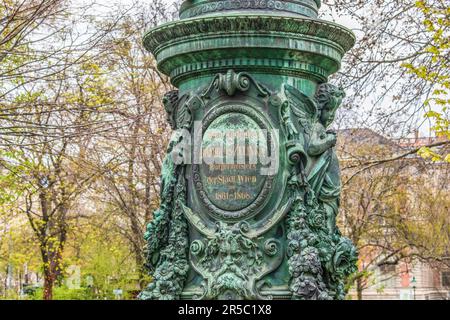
xmin=281 ymin=83 xmax=345 ymax=236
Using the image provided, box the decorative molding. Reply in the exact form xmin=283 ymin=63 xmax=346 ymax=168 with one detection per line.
xmin=179 ymin=0 xmax=320 ymax=19
xmin=203 ymin=70 xmax=271 ymax=98
xmin=181 ymin=203 xmax=216 ymax=238
xmin=239 ymin=199 xmax=293 ymax=239
xmin=169 ymin=61 xmax=329 ymax=87
xmin=144 ymin=15 xmax=356 ymax=55
xmin=182 ymin=199 xmax=292 ymax=240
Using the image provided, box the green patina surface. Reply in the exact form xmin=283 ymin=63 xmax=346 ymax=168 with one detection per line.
xmin=140 ymin=0 xmax=358 ymax=300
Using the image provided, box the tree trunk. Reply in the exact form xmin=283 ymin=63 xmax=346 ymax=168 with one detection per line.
xmin=38 ymin=188 xmax=68 ymax=300
xmin=356 ymin=277 xmax=363 ymax=300
xmin=41 ymin=246 xmax=55 ymax=300
xmin=129 ymin=219 xmax=145 ymax=289
xmin=42 ymin=247 xmax=64 ymax=300
xmin=134 ymin=248 xmax=146 ymax=290
xmin=43 ymin=270 xmax=55 ymax=300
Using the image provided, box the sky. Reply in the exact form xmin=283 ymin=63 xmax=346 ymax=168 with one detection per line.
xmin=93 ymin=0 xmax=359 ymax=30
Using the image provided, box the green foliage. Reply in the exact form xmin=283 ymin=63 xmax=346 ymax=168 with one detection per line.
xmin=403 ymin=0 xmax=450 ymax=162
xmin=29 ymin=287 xmax=93 ymax=301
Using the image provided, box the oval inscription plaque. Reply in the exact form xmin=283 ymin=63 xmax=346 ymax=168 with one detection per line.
xmin=193 ymin=104 xmax=275 ymax=220
xmin=201 ymin=112 xmax=266 ymax=212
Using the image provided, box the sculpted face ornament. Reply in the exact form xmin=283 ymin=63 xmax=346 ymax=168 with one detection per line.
xmin=316 ymin=84 xmax=346 ymax=128
xmin=140 ymin=0 xmax=358 ymax=301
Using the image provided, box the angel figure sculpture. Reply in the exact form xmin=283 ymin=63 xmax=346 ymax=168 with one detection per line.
xmin=283 ymin=83 xmax=345 ymax=238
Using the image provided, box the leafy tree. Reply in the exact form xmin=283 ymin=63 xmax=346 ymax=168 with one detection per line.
xmin=1 ymin=15 xmax=121 ymax=298
xmin=324 ymin=0 xmax=450 ymax=151
xmin=403 ymin=0 xmax=449 ymax=161
xmin=0 ymin=0 xmax=174 ymax=300
xmin=338 ymin=129 xmax=450 ymax=299
xmin=87 ymin=4 xmax=174 ymax=289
